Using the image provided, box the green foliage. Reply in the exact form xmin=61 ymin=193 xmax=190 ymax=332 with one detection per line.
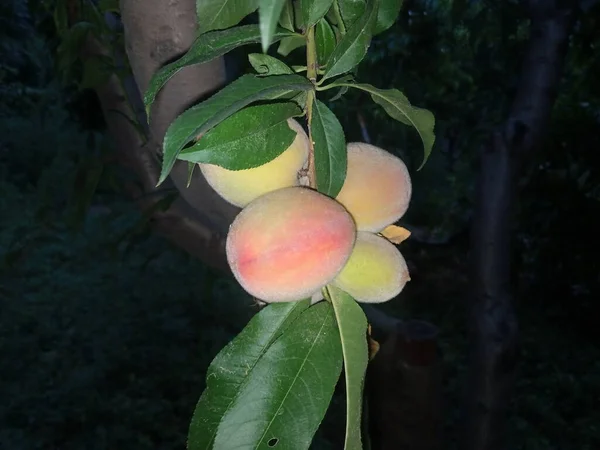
xmin=279 ymin=0 xmax=296 ymax=32
xmin=188 ymin=300 xmax=310 ymax=449
xmin=0 ymin=182 xmax=254 ymax=450
xmin=51 ymin=0 xmax=118 ymax=87
xmin=178 ymin=102 xmax=302 ymax=166
xmin=301 ymin=0 xmax=335 ymax=28
xmin=0 ymin=79 xmax=259 ymax=449
xmin=212 ymin=302 xmax=343 ymax=449
xmin=322 ymin=81 xmax=435 ymax=168
xmin=160 ymin=73 xmax=312 ymax=184
xmin=315 ymin=18 xmax=336 ymax=65
xmin=259 ymin=0 xmax=288 ymax=51
xmin=311 ymin=100 xmax=347 ymax=197
xmin=248 ymin=52 xmax=295 ymax=74
xmin=278 ymin=34 xmax=307 ymax=56
xmin=328 ymin=287 xmax=369 ymax=450
xmin=143 ymin=25 xmax=297 ymax=113
xmin=337 ymin=0 xmax=366 ymax=30
xmin=372 ymin=0 xmax=402 ymax=35
xmin=145 ymin=0 xmax=432 ymax=188
xmin=79 ymin=54 xmax=113 ymax=89
xmin=320 ymin=0 xmax=378 ymax=81
xmin=196 ymin=0 xmax=260 ymax=35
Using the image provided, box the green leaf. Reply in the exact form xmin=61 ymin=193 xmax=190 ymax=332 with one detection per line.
xmin=338 ymin=0 xmax=366 ymax=30
xmin=186 ymin=162 xmax=195 ymax=188
xmin=373 ymin=0 xmax=402 ymax=35
xmin=291 ymin=91 xmax=310 ymax=112
xmin=80 ymin=0 xmax=109 ymax=35
xmin=311 ymin=100 xmax=347 ymax=197
xmin=294 ymin=0 xmax=305 ymax=30
xmin=248 ymin=53 xmax=294 ymax=75
xmin=331 ymin=21 xmax=344 ymax=42
xmin=328 ymin=286 xmax=369 ymax=450
xmin=178 ymin=102 xmax=302 ymax=169
xmin=56 ymin=22 xmax=96 ymax=82
xmin=259 ymin=0 xmax=287 ymax=52
xmin=98 ymin=0 xmax=119 ymax=13
xmin=53 ymin=0 xmax=69 ymax=36
xmin=197 ymin=0 xmax=259 ymax=34
xmin=321 ymin=0 xmax=379 ymax=82
xmin=160 ymin=74 xmax=313 ymax=185
xmin=325 ymin=74 xmax=356 ymax=101
xmin=144 ymin=25 xmax=295 ymax=114
xmin=330 ymin=84 xmax=349 ymax=101
xmin=80 ymin=54 xmax=113 ymax=89
xmin=316 ymin=18 xmax=336 ymax=66
xmin=328 ymin=82 xmax=435 ymax=168
xmin=358 ymin=84 xmax=435 ymax=168
xmin=213 ymin=302 xmax=343 ymax=449
xmin=301 ymin=0 xmax=334 ymax=28
xmin=278 ymin=0 xmax=295 ymax=31
xmin=188 ymin=301 xmax=310 ymax=450
xmin=277 ymin=35 xmax=307 ymax=56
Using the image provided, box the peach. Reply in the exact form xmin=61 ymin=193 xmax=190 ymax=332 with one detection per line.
xmin=199 ymin=119 xmax=309 ymax=207
xmin=332 ymin=231 xmax=410 ymax=303
xmin=335 ymin=143 xmax=412 ymax=232
xmin=226 ymin=186 xmax=357 ymax=303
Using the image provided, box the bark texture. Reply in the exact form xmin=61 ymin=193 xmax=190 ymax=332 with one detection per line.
xmin=120 ymin=0 xmax=236 ymax=226
xmin=76 ymin=0 xmax=239 ymax=271
xmin=465 ymin=2 xmax=575 ymax=449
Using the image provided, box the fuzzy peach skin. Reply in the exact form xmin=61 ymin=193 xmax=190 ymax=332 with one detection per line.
xmin=199 ymin=119 xmax=309 ymax=207
xmin=335 ymin=142 xmax=412 ymax=232
xmin=226 ymin=186 xmax=357 ymax=303
xmin=332 ymin=231 xmax=410 ymax=303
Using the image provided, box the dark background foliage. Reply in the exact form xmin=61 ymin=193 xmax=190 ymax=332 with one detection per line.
xmin=1 ymin=0 xmax=599 ymax=449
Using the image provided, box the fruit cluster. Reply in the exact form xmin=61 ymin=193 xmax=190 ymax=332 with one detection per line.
xmin=200 ymin=119 xmax=412 ymax=304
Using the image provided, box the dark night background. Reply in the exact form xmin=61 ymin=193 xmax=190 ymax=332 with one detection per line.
xmin=1 ymin=0 xmax=599 ymax=449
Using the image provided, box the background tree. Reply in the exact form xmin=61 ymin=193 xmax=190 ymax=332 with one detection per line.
xmin=467 ymin=2 xmax=576 ymax=449
xmin=1 ymin=0 xmax=599 ymax=449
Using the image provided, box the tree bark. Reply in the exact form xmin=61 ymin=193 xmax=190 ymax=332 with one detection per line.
xmin=465 ymin=2 xmax=575 ymax=450
xmin=76 ymin=0 xmax=239 ymax=271
xmin=119 ymin=0 xmax=236 ymax=226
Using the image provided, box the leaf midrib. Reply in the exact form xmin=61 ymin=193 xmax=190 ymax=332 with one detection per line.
xmin=255 ymin=313 xmax=331 ymax=449
xmin=203 ymin=309 xmax=300 ymax=449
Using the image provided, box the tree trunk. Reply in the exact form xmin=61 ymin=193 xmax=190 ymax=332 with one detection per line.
xmin=465 ymin=2 xmax=575 ymax=449
xmin=76 ymin=0 xmax=239 ymax=271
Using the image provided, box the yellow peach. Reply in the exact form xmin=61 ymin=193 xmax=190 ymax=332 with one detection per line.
xmin=199 ymin=119 xmax=310 ymax=207
xmin=335 ymin=143 xmax=412 ymax=232
xmin=332 ymin=231 xmax=410 ymax=303
xmin=226 ymin=186 xmax=357 ymax=302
